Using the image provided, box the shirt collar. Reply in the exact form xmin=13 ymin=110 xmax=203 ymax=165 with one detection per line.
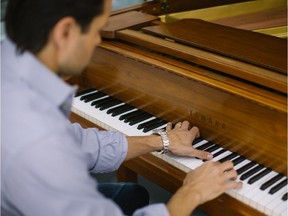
xmin=2 ymin=39 xmax=77 ymax=112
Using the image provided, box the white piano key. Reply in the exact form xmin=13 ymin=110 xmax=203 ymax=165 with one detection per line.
xmin=279 ymin=203 xmax=288 ymax=216
xmin=226 ymin=159 xmax=252 ymax=197
xmin=264 ymin=186 xmax=287 ymax=215
xmin=271 ymin=194 xmax=287 ymax=216
xmin=241 ymin=171 xmax=277 ymax=205
xmin=248 ymin=175 xmax=286 ymax=212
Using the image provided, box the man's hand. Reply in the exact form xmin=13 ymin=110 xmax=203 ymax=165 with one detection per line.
xmin=167 ymin=160 xmax=242 ymax=216
xmin=166 ymin=121 xmax=213 ymax=160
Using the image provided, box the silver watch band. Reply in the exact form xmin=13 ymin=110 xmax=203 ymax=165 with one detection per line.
xmin=153 ymin=128 xmax=169 ymax=154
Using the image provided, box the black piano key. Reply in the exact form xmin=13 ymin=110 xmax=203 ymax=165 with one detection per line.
xmin=75 ymin=88 xmax=96 ymax=97
xmin=212 ymin=149 xmax=226 ymax=158
xmin=81 ymin=91 xmax=106 ymax=102
xmin=138 ymin=118 xmax=163 ymax=130
xmin=195 ymin=142 xmax=214 ymax=151
xmin=218 ymin=152 xmax=238 ymax=163
xmin=124 ymin=111 xmax=147 ymax=123
xmin=192 ymin=137 xmax=204 ymax=145
xmin=248 ymin=168 xmax=272 ymax=185
xmin=107 ymin=104 xmax=135 ymax=116
xmin=99 ymin=99 xmax=122 ymax=110
xmin=139 ymin=118 xmax=167 ymax=130
xmin=231 ymin=156 xmax=246 ymax=166
xmin=260 ymin=173 xmax=284 ymax=190
xmin=91 ymin=97 xmax=115 ymax=107
xmin=203 ymin=144 xmax=220 ymax=153
xmin=143 ymin=120 xmax=167 ymax=133
xmin=119 ymin=110 xmax=144 ymax=121
xmin=236 ymin=161 xmax=257 ymax=175
xmin=269 ymin=178 xmax=287 ymax=195
xmin=240 ymin=164 xmax=264 ymax=181
xmin=128 ymin=113 xmax=152 ymax=125
xmin=282 ymin=193 xmax=288 ymax=201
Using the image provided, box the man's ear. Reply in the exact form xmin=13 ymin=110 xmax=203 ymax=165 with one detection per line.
xmin=50 ymin=17 xmax=79 ymax=50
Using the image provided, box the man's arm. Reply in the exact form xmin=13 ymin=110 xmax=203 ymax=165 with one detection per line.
xmin=125 ymin=121 xmax=213 ymax=161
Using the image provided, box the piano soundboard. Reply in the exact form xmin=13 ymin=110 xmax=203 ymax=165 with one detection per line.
xmin=72 ymin=88 xmax=287 ymax=216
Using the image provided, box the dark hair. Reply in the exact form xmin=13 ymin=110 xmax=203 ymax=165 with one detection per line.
xmin=5 ymin=0 xmax=105 ymax=54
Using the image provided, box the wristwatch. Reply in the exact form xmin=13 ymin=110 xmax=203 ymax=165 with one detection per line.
xmin=153 ymin=128 xmax=170 ymax=154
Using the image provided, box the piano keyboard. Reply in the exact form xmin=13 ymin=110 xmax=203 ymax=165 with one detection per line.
xmin=72 ymin=88 xmax=287 ymax=216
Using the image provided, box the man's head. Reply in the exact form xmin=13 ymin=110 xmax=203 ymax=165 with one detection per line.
xmin=5 ymin=0 xmax=111 ymax=76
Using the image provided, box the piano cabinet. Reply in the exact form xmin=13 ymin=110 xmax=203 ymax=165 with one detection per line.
xmin=67 ymin=40 xmax=286 ymax=215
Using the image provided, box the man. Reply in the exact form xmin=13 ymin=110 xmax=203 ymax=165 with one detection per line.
xmin=1 ymin=0 xmax=242 ymax=216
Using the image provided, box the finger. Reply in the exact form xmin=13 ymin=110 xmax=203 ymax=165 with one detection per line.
xmin=224 ymin=180 xmax=243 ymax=190
xmin=223 ymin=169 xmax=238 ymax=180
xmin=190 ymin=148 xmax=213 ymax=160
xmin=190 ymin=126 xmax=200 ymax=138
xmin=220 ymin=160 xmax=235 ymax=172
xmin=174 ymin=121 xmax=182 ymax=129
xmin=180 ymin=120 xmax=190 ymax=129
xmin=166 ymin=122 xmax=173 ymax=131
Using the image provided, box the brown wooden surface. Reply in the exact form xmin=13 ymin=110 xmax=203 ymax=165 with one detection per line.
xmin=142 ymin=19 xmax=287 ymax=74
xmin=101 ymin=11 xmax=158 ymax=39
xmin=139 ymin=0 xmax=252 ymax=15
xmin=212 ymin=6 xmax=287 ymax=31
xmin=77 ymin=42 xmax=287 ymax=175
xmin=116 ymin=29 xmax=287 ymax=93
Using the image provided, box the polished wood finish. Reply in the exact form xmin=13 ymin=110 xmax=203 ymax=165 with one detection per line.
xmin=101 ymin=11 xmax=158 ymax=39
xmin=142 ymin=19 xmax=287 ymax=74
xmin=128 ymin=0 xmax=252 ymax=16
xmin=116 ymin=29 xmax=287 ymax=93
xmin=212 ymin=7 xmax=287 ymax=31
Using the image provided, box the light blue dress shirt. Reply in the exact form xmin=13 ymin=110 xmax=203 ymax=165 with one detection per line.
xmin=1 ymin=39 xmax=169 ymax=216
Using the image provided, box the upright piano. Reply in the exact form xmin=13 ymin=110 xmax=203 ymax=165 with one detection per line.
xmin=68 ymin=0 xmax=287 ymax=215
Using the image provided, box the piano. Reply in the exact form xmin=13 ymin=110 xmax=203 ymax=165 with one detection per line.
xmin=68 ymin=0 xmax=287 ymax=215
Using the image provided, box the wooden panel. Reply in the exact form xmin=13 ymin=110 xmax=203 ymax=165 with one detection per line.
xmin=140 ymin=0 xmax=252 ymax=15
xmin=116 ymin=29 xmax=287 ymax=93
xmin=101 ymin=11 xmax=158 ymax=39
xmin=142 ymin=19 xmax=287 ymax=74
xmin=212 ymin=7 xmax=287 ymax=30
xmin=161 ymin=0 xmax=286 ymax=22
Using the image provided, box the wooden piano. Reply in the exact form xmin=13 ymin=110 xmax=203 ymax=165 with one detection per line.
xmin=68 ymin=0 xmax=287 ymax=215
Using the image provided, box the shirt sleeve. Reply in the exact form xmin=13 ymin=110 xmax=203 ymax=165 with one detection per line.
xmin=2 ymin=128 xmax=170 ymax=216
xmin=133 ymin=203 xmax=170 ymax=216
xmin=69 ymin=122 xmax=128 ymax=173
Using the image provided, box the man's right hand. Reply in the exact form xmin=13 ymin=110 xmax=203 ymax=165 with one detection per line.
xmin=167 ymin=160 xmax=242 ymax=216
